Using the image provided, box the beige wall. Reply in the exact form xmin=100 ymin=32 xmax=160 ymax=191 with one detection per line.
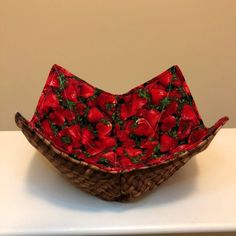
xmin=0 ymin=0 xmax=235 ymax=130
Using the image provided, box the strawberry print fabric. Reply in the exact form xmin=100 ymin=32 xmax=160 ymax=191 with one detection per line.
xmin=28 ymin=64 xmax=228 ymax=172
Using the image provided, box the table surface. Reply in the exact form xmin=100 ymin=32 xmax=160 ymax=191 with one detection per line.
xmin=0 ymin=129 xmax=236 ymax=235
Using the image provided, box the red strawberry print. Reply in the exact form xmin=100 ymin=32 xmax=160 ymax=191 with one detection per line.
xmin=162 ymin=101 xmax=178 ymax=118
xmin=177 ymin=119 xmax=192 ymax=140
xmin=133 ymin=118 xmax=154 ymax=136
xmin=119 ymin=157 xmax=133 ymax=168
xmin=66 ymin=77 xmax=81 ymax=87
xmin=87 ymin=136 xmax=116 ymax=156
xmin=49 ymin=72 xmax=60 ymax=88
xmin=150 ymin=88 xmax=167 ymax=105
xmin=87 ymin=96 xmax=99 ymax=107
xmin=96 ymin=119 xmax=112 ymax=137
xmin=42 ymin=92 xmax=59 ymax=112
xmin=160 ymin=134 xmax=177 ymax=152
xmin=116 ymin=128 xmax=128 ymax=142
xmin=120 ymin=104 xmax=130 ymax=120
xmin=145 ymin=109 xmax=161 ymax=130
xmin=125 ymin=147 xmax=142 ymax=157
xmin=141 ymin=139 xmax=158 ymax=149
xmin=153 ymin=84 xmax=166 ymax=90
xmin=140 ymin=139 xmax=159 ymax=158
xmin=62 ymin=125 xmax=81 ymax=141
xmin=116 ymin=126 xmax=135 ymax=147
xmin=120 ymin=94 xmax=147 ymax=120
xmin=81 ymin=127 xmax=95 ymax=145
xmin=172 ymin=76 xmax=182 ymax=87
xmin=62 ymin=109 xmax=76 ymax=122
xmin=123 ymin=119 xmax=134 ymax=132
xmin=146 ymin=157 xmax=164 ymax=165
xmin=181 ymin=104 xmax=198 ymax=124
xmin=161 ymin=115 xmax=176 ymax=132
xmin=100 ymin=151 xmax=116 ymax=163
xmin=136 ymin=108 xmax=160 ymax=130
xmin=171 ymin=144 xmax=191 ymax=153
xmin=141 ymin=140 xmax=159 ymax=160
xmin=146 ymin=82 xmax=165 ymax=92
xmin=145 ymin=82 xmax=155 ymax=91
xmin=80 ymin=83 xmax=94 ymax=98
xmin=55 ymin=125 xmax=81 ymax=152
xmin=121 ymin=138 xmax=136 ymax=148
xmin=41 ymin=120 xmax=54 ymax=138
xmin=159 ymin=71 xmax=172 ymax=87
xmin=136 ymin=107 xmax=148 ymax=117
xmin=100 ymin=136 xmax=116 ymax=148
xmin=97 ymin=93 xmax=117 ymax=112
xmin=123 ymin=94 xmax=132 ymax=103
xmin=54 ymin=139 xmax=73 ymax=153
xmin=29 ymin=64 xmax=218 ymax=171
xmin=87 ymin=107 xmax=104 ymax=123
xmin=120 ymin=103 xmax=135 ymax=120
xmin=188 ymin=128 xmax=207 ymax=143
xmin=86 ymin=140 xmax=104 ymax=156
xmin=49 ymin=110 xmax=65 ymax=125
xmin=62 ymin=84 xmax=77 ymax=102
xmin=130 ymin=93 xmax=147 ymax=111
xmin=169 ymin=88 xmax=182 ymax=99
xmin=116 ymin=147 xmax=125 ymax=157
xmin=76 ymin=102 xmax=87 ymax=116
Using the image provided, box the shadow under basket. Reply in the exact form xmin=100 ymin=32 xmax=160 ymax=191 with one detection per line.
xmin=15 ymin=64 xmax=229 ymax=202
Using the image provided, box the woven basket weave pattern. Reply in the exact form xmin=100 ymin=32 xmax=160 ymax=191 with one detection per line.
xmin=16 ymin=112 xmax=216 ymax=202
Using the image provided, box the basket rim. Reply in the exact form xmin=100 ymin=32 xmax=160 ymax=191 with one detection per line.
xmin=15 ymin=112 xmax=228 ymax=174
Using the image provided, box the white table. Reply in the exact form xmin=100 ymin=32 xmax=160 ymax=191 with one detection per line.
xmin=0 ymin=130 xmax=236 ymax=236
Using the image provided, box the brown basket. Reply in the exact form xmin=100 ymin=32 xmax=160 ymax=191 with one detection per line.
xmin=15 ymin=112 xmax=223 ymax=202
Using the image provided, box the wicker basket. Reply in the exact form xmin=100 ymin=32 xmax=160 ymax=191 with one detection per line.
xmin=15 ymin=64 xmax=229 ymax=202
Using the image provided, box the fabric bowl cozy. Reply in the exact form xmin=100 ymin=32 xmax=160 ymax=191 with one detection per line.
xmin=15 ymin=64 xmax=229 ymax=202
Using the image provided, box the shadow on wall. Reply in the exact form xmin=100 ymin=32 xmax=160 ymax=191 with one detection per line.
xmin=25 ymin=150 xmax=199 ymax=212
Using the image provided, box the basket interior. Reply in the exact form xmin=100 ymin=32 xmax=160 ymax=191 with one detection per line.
xmin=27 ymin=64 xmax=228 ymax=172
